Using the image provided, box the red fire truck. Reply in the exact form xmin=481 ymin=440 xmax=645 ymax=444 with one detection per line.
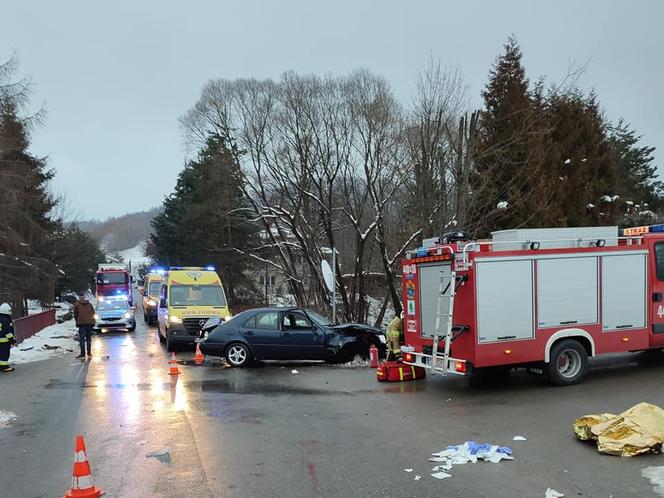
xmin=400 ymin=225 xmax=664 ymax=385
xmin=95 ymin=263 xmax=133 ymax=305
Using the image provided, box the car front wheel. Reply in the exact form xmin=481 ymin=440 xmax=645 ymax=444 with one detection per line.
xmin=226 ymin=343 xmax=251 ymax=367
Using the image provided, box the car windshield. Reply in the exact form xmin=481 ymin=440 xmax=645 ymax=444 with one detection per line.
xmin=97 ymin=301 xmax=129 ymax=311
xmin=169 ymin=285 xmax=226 ymax=306
xmin=97 ymin=272 xmax=126 ymax=285
xmin=148 ymin=282 xmax=161 ymax=295
xmin=306 ymin=310 xmax=333 ymax=327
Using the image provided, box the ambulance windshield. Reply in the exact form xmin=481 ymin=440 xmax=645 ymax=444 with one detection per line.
xmin=169 ymin=284 xmax=226 ymax=307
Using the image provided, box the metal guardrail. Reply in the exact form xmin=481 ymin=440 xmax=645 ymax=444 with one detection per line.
xmin=13 ymin=309 xmax=56 ymax=345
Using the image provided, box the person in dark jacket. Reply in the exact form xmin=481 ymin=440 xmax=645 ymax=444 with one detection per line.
xmin=73 ymin=293 xmax=96 ymax=359
xmin=0 ymin=303 xmax=16 ymax=372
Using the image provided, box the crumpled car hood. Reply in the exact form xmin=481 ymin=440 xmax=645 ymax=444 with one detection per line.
xmin=330 ymin=323 xmax=384 ymax=335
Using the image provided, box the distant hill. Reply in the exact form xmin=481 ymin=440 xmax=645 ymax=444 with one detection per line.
xmin=79 ymin=208 xmax=160 ymax=253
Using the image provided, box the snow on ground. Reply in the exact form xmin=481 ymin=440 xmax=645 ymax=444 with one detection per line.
xmin=11 ymin=320 xmax=79 ymax=364
xmin=26 ymin=300 xmax=72 ymax=320
xmin=118 ymin=240 xmax=151 ymax=267
xmin=0 ymin=411 xmax=17 ymax=430
xmin=335 ymin=355 xmax=371 ymax=368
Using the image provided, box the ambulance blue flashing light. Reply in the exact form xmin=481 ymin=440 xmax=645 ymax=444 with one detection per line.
xmin=205 ymin=265 xmax=215 ymax=271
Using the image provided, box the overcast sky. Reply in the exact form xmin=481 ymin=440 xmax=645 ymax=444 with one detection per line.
xmin=2 ymin=0 xmax=662 ymax=220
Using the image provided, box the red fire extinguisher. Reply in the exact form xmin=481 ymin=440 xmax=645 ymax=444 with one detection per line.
xmin=369 ymin=344 xmax=379 ymax=368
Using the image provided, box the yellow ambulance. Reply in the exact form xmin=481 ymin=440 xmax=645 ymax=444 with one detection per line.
xmin=141 ymin=271 xmax=163 ymax=324
xmin=156 ymin=266 xmax=231 ymax=351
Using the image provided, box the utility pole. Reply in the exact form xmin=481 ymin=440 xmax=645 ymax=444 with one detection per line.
xmin=264 ymin=264 xmax=268 ymax=306
xmin=332 ymin=246 xmax=336 ymax=324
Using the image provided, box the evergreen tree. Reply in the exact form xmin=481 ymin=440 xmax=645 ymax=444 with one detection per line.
xmin=53 ymin=226 xmax=106 ymax=294
xmin=609 ymin=119 xmax=662 ymax=217
xmin=0 ymin=76 xmax=58 ymax=312
xmin=148 ymin=133 xmax=258 ymax=301
xmin=542 ymin=90 xmax=620 ymax=227
xmin=473 ymin=36 xmax=549 ymax=235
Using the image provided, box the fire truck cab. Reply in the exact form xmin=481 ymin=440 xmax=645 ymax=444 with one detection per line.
xmin=95 ymin=263 xmax=133 ymax=306
xmin=401 ymin=225 xmax=664 ymax=385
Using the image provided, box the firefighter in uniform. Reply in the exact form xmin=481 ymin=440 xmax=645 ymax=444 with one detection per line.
xmin=386 ymin=311 xmax=404 ymax=361
xmin=0 ymin=303 xmax=16 ymax=372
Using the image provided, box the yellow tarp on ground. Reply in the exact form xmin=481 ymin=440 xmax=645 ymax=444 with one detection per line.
xmin=573 ymin=402 xmax=664 ymax=457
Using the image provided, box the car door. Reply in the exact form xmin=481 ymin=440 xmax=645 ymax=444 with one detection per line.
xmin=279 ymin=311 xmax=326 ymax=359
xmin=240 ymin=311 xmax=284 ymax=359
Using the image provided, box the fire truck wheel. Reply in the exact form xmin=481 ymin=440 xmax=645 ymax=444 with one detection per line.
xmin=547 ymin=339 xmax=588 ymax=386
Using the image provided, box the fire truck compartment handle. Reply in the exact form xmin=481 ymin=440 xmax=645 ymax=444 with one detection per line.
xmin=616 ymin=324 xmax=633 ymax=329
xmin=653 ymin=292 xmax=663 ymax=302
xmin=560 ymin=320 xmax=578 ymax=325
xmin=497 ymin=335 xmax=517 ymax=340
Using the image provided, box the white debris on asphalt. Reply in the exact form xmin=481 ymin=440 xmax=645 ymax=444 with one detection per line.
xmin=403 ymin=468 xmax=413 ymax=473
xmin=545 ymin=488 xmax=565 ymax=498
xmin=11 ymin=320 xmax=79 ymax=364
xmin=513 ymin=436 xmax=527 ymax=441
xmin=642 ymin=466 xmax=664 ymax=497
xmin=0 ymin=410 xmax=17 ymax=429
xmin=414 ymin=475 xmax=422 ymax=481
xmin=426 ymin=441 xmax=513 ymax=481
xmin=291 ymin=369 xmax=299 ymax=374
xmin=431 ymin=471 xmax=452 ymax=480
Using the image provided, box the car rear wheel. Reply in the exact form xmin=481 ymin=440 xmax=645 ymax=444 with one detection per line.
xmin=226 ymin=343 xmax=251 ymax=367
xmin=547 ymin=339 xmax=588 ymax=386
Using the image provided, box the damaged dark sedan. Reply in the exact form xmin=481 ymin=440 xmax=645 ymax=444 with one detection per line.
xmin=199 ymin=307 xmax=386 ymax=367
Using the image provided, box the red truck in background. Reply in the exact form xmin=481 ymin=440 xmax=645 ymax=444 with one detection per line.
xmin=400 ymin=225 xmax=664 ymax=386
xmin=95 ymin=263 xmax=133 ymax=305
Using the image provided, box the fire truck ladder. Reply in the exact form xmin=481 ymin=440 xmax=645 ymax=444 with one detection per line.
xmin=430 ymin=267 xmax=457 ymax=375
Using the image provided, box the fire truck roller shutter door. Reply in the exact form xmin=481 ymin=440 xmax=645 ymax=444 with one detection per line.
xmin=537 ymin=257 xmax=598 ymax=328
xmin=476 ymin=259 xmax=534 ymax=343
xmin=601 ymin=253 xmax=647 ymax=331
xmin=418 ymin=263 xmax=453 ymax=338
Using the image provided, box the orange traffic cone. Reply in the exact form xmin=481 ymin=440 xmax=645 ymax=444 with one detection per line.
xmin=63 ymin=435 xmax=104 ymax=498
xmin=168 ymin=352 xmax=180 ymax=375
xmin=194 ymin=343 xmax=205 ymax=366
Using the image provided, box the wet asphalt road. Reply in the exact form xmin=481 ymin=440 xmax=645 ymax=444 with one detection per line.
xmin=4 ymin=300 xmax=664 ymax=496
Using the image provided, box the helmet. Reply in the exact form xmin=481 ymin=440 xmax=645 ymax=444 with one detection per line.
xmin=0 ymin=303 xmax=11 ymax=314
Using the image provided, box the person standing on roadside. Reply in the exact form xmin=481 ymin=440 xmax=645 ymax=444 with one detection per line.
xmin=0 ymin=303 xmax=16 ymax=372
xmin=73 ymin=293 xmax=95 ymax=359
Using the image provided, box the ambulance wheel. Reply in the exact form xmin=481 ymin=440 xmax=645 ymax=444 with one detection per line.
xmin=165 ymin=332 xmax=175 ymax=352
xmin=547 ymin=339 xmax=588 ymax=386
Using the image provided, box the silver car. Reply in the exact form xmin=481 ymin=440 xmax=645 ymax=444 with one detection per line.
xmin=94 ymin=299 xmax=136 ymax=332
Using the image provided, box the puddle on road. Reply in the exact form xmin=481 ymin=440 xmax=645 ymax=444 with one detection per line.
xmin=44 ymin=377 xmax=374 ymax=397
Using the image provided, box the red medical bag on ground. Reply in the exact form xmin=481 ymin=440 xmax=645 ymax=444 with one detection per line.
xmin=376 ymin=361 xmax=426 ymax=382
